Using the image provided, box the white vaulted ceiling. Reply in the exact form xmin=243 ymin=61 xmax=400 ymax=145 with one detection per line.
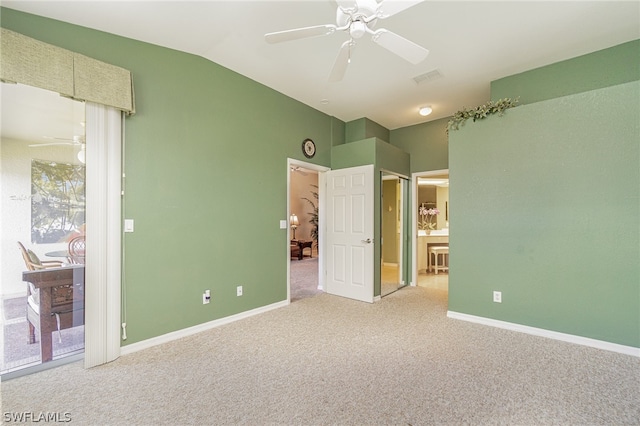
xmin=1 ymin=0 xmax=639 ymax=138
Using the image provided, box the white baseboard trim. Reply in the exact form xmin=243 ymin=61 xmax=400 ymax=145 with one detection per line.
xmin=121 ymin=300 xmax=289 ymax=356
xmin=447 ymin=311 xmax=640 ymax=358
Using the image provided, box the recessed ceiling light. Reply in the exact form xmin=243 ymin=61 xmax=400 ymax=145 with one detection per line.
xmin=419 ymin=106 xmax=432 ymax=116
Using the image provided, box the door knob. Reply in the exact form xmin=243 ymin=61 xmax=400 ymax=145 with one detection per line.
xmin=361 ymin=238 xmax=372 ymax=244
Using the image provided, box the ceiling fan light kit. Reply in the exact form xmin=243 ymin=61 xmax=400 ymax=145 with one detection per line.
xmin=265 ymin=0 xmax=428 ymax=82
xmin=77 ymin=145 xmax=86 ymax=164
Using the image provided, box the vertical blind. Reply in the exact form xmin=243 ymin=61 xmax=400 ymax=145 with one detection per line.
xmin=84 ymin=103 xmax=122 ymax=368
xmin=0 ymin=28 xmax=135 ymax=114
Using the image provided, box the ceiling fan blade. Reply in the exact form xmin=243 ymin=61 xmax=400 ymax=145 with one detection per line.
xmin=376 ymin=0 xmax=425 ymax=19
xmin=328 ymin=40 xmax=353 ymax=83
xmin=44 ymin=135 xmax=85 ymax=143
xmin=44 ymin=136 xmax=74 ymax=141
xmin=335 ymin=0 xmax=358 ymax=13
xmin=29 ymin=142 xmax=76 ymax=147
xmin=265 ymin=24 xmax=337 ymax=44
xmin=371 ymin=29 xmax=429 ymax=64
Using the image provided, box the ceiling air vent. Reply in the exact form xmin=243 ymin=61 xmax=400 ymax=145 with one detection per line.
xmin=413 ymin=69 xmax=443 ymax=84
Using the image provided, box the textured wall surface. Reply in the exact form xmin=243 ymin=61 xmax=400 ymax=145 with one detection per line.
xmin=449 ymin=81 xmax=639 ymax=347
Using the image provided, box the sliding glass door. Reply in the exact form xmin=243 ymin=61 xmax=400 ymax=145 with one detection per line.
xmin=1 ymin=83 xmax=86 ymax=376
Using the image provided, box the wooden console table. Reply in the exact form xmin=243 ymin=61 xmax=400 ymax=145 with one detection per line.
xmin=292 ymin=240 xmax=313 ymax=260
xmin=22 ymin=266 xmax=85 ymax=362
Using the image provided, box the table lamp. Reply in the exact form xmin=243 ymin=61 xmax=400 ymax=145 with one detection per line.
xmin=290 ymin=214 xmax=299 ymax=240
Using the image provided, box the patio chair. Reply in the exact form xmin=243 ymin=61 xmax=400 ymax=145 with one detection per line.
xmin=68 ymin=235 xmax=86 ymax=264
xmin=17 ymin=241 xmax=64 ymax=271
xmin=17 ymin=241 xmax=64 ymax=344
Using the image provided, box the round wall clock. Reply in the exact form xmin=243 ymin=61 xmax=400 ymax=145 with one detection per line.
xmin=302 ymin=138 xmax=316 ymax=158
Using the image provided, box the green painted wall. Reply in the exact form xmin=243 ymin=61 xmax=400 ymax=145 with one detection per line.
xmin=330 ymin=137 xmax=376 ymax=169
xmin=345 ymin=119 xmax=365 ymax=144
xmin=391 ymin=41 xmax=640 ymax=176
xmin=330 ymin=116 xmax=346 ymax=146
xmin=448 ymin=81 xmax=640 ymax=347
xmin=389 ymin=117 xmax=449 ymax=173
xmin=376 ymin=138 xmax=410 ymax=176
xmin=345 ymin=118 xmax=391 ymax=143
xmin=1 ymin=8 xmax=340 ymax=345
xmin=491 ymin=40 xmax=640 ymax=106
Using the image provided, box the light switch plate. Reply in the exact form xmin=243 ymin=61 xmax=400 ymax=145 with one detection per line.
xmin=124 ymin=219 xmax=134 ymax=233
xmin=279 ymin=220 xmax=287 ymax=229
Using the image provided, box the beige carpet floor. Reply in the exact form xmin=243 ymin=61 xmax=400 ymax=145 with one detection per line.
xmin=1 ymin=286 xmax=638 ymax=425
xmin=290 ymin=257 xmax=322 ymax=302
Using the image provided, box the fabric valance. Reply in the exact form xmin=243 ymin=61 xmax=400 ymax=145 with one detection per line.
xmin=0 ymin=28 xmax=135 ymax=114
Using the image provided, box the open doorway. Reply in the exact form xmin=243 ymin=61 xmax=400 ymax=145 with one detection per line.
xmin=412 ymin=170 xmax=449 ymax=293
xmin=288 ymin=159 xmax=328 ymax=303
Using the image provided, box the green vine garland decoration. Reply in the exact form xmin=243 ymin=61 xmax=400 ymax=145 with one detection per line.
xmin=447 ymin=98 xmax=519 ymax=133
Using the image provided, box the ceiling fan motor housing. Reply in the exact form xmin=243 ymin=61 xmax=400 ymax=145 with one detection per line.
xmin=350 ymin=20 xmax=367 ymax=38
xmin=336 ymin=0 xmax=379 ymax=37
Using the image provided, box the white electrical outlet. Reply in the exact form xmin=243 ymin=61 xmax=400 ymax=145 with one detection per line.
xmin=203 ymin=289 xmax=211 ymax=304
xmin=237 ymin=286 xmax=243 ymax=297
xmin=493 ymin=291 xmax=502 ymax=303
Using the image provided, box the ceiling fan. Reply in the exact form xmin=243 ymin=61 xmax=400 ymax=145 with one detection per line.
xmin=29 ymin=135 xmax=86 ymax=162
xmin=265 ymin=0 xmax=429 ymax=82
xmin=29 ymin=135 xmax=85 ymax=148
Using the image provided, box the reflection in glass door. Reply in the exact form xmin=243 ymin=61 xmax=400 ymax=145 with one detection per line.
xmin=381 ymin=172 xmax=409 ymax=297
xmin=1 ymin=83 xmax=85 ymax=377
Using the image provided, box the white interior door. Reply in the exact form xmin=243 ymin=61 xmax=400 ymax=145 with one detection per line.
xmin=325 ymin=165 xmax=374 ymax=303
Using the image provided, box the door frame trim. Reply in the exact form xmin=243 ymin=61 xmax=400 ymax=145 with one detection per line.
xmin=287 ymin=159 xmax=330 ymax=302
xmin=411 ymin=169 xmax=449 ymax=287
